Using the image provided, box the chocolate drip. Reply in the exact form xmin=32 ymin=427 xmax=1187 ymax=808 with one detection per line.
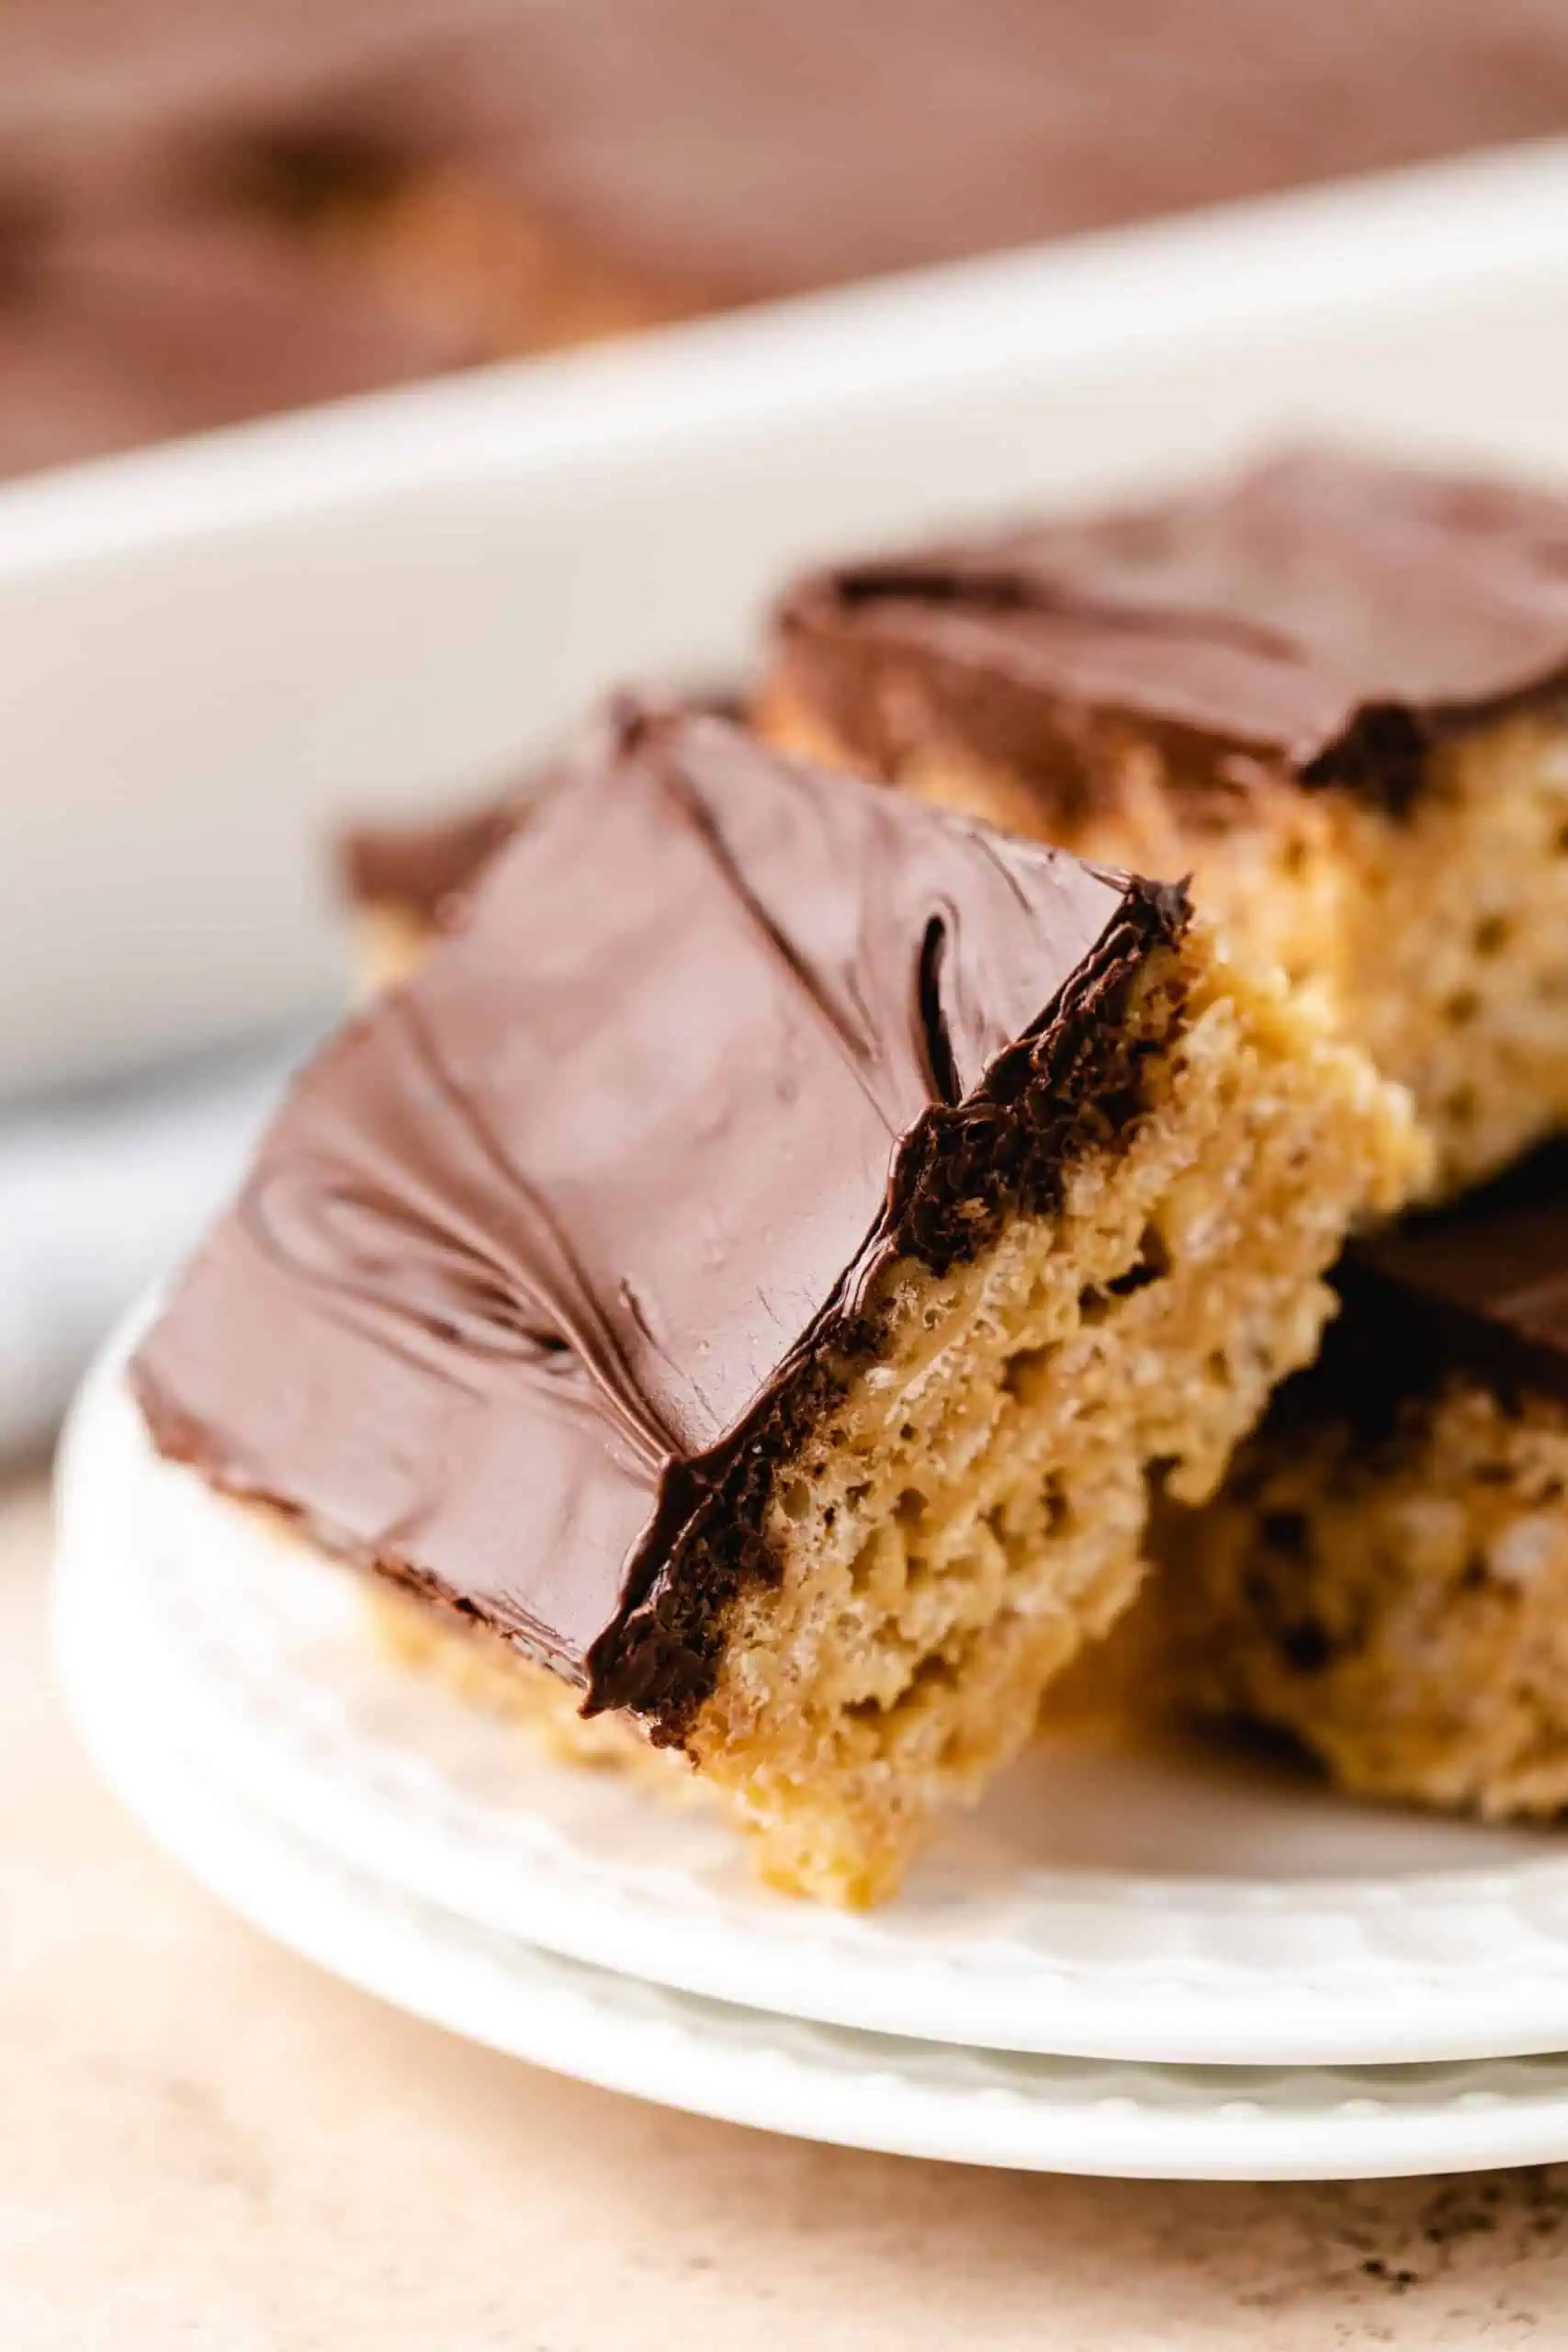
xmin=133 ymin=704 xmax=1186 ymax=1726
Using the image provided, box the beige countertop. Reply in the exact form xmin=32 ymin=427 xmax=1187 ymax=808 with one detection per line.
xmin=7 ymin=1471 xmax=1568 ymax=2350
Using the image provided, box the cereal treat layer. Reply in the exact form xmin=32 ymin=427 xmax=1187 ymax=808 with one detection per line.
xmin=1141 ymin=1145 xmax=1568 ymax=1818
xmin=763 ymin=446 xmax=1568 ymax=1198
xmin=1152 ymin=1382 xmax=1568 ymax=1818
xmin=134 ymin=705 xmax=1416 ymax=1904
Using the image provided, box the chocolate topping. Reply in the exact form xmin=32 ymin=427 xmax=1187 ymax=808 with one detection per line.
xmin=777 ymin=448 xmax=1568 ymax=811
xmin=1290 ymin=1144 xmax=1568 ymax=1435
xmin=133 ymin=704 xmax=1187 ymax=1726
xmin=337 ymin=794 xmax=525 ymax=926
xmin=338 ymin=691 xmax=747 ymax=929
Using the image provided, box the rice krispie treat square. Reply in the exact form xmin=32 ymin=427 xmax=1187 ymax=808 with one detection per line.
xmin=763 ymin=446 xmax=1568 ymax=1196
xmin=135 ymin=704 xmax=1416 ymax=1902
xmin=1148 ymin=1144 xmax=1568 ymax=1822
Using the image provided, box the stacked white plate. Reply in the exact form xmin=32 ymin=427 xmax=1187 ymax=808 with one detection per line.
xmin=52 ymin=1316 xmax=1568 ymax=2181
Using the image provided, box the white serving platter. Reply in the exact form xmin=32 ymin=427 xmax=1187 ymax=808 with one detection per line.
xmin=58 ymin=1580 xmax=1568 ymax=2182
xmin=57 ymin=1312 xmax=1568 ymax=2075
xmin=6 ymin=141 xmax=1568 ymax=1087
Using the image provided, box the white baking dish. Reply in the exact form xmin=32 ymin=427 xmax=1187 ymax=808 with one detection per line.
xmin=5 ymin=140 xmax=1568 ymax=1091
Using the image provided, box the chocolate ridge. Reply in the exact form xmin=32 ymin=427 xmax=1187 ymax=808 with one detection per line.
xmin=133 ymin=703 xmax=1188 ymax=1731
xmin=775 ymin=447 xmax=1568 ymax=815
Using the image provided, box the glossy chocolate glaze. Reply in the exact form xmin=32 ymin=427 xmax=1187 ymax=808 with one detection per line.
xmin=133 ymin=704 xmax=1187 ymax=1728
xmin=776 ymin=448 xmax=1568 ymax=812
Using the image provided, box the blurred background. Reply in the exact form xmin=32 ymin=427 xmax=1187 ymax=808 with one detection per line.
xmin=6 ymin=0 xmax=1568 ymax=1458
xmin=9 ymin=0 xmax=1568 ymax=478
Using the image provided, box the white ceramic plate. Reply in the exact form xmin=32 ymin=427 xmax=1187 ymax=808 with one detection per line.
xmin=54 ymin=1504 xmax=1568 ymax=2180
xmin=57 ymin=1317 xmax=1568 ymax=2073
xmin=6 ymin=142 xmax=1568 ymax=1087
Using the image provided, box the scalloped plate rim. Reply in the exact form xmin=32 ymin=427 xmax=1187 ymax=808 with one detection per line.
xmin=57 ymin=1307 xmax=1568 ymax=2070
